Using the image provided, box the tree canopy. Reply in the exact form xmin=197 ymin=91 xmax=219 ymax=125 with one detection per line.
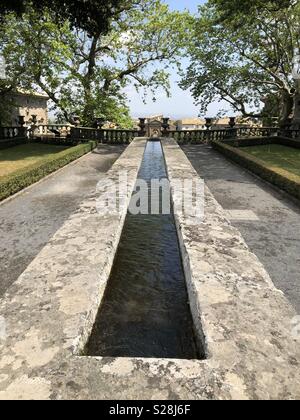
xmin=0 ymin=0 xmax=136 ymax=36
xmin=181 ymin=0 xmax=300 ymax=126
xmin=0 ymin=0 xmax=191 ymax=126
xmin=211 ymin=0 xmax=294 ymax=22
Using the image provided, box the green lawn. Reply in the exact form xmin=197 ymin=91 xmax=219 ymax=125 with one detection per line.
xmin=243 ymin=144 xmax=300 ymax=177
xmin=0 ymin=143 xmax=68 ymax=178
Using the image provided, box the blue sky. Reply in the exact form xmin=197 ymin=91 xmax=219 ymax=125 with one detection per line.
xmin=167 ymin=0 xmax=201 ymax=13
xmin=126 ymin=0 xmax=231 ymax=119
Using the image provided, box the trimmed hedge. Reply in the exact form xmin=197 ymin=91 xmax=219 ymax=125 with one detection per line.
xmin=222 ymin=136 xmax=300 ymax=150
xmin=0 ymin=141 xmax=96 ymax=202
xmin=0 ymin=138 xmax=28 ymax=150
xmin=31 ymin=137 xmax=79 ymax=147
xmin=276 ymin=137 xmax=300 ymax=150
xmin=212 ymin=141 xmax=300 ymax=201
xmin=221 ymin=137 xmax=274 ymax=148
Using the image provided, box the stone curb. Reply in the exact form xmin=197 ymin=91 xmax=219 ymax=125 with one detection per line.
xmin=163 ymin=139 xmax=300 ymax=400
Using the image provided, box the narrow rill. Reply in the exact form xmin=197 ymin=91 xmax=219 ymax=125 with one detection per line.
xmin=86 ymin=141 xmax=203 ymax=360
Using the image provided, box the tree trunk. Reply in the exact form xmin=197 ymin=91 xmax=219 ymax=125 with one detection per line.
xmin=278 ymin=89 xmax=294 ymax=127
xmin=292 ymin=80 xmax=300 ymax=126
xmin=82 ymin=85 xmax=95 ymax=126
xmin=82 ymin=33 xmax=100 ymax=126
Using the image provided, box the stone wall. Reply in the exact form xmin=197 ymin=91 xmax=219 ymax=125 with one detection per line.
xmin=5 ymin=92 xmax=49 ymax=126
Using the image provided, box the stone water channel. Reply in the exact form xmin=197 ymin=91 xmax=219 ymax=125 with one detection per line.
xmin=86 ymin=140 xmax=204 ymax=360
xmin=0 ymin=138 xmax=299 ymax=399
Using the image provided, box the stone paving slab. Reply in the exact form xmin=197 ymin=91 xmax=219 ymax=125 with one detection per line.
xmin=0 ymin=139 xmax=147 ymax=399
xmin=163 ymin=139 xmax=300 ymax=400
xmin=0 ymin=145 xmax=125 ymax=297
xmin=182 ymin=144 xmax=300 ymax=314
xmin=0 ymin=138 xmax=299 ymax=400
xmin=226 ymin=210 xmax=260 ymax=222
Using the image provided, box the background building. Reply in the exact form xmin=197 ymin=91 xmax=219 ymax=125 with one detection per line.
xmin=4 ymin=90 xmax=49 ymax=126
xmin=176 ymin=118 xmax=206 ymax=131
xmin=176 ymin=116 xmax=262 ymax=130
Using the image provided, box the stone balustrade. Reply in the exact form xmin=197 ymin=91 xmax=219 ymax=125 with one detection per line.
xmin=70 ymin=127 xmax=140 ymax=144
xmin=0 ymin=126 xmax=28 ymax=140
xmin=1 ymin=122 xmax=299 ymax=146
xmin=35 ymin=125 xmax=72 ymax=138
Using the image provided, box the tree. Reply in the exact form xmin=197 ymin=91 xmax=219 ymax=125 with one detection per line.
xmin=1 ymin=1 xmax=191 ymax=126
xmin=181 ymin=1 xmax=300 ymax=126
xmin=260 ymin=94 xmax=282 ymax=126
xmin=0 ymin=1 xmax=137 ymax=36
xmin=212 ymin=0 xmax=293 ymax=17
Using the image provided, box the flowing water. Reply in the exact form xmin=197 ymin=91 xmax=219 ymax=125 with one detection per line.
xmin=86 ymin=141 xmax=203 ymax=359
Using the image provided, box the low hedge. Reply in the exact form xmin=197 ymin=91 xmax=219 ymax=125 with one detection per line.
xmin=212 ymin=141 xmax=300 ymax=201
xmin=276 ymin=137 xmax=300 ymax=150
xmin=222 ymin=136 xmax=300 ymax=149
xmin=221 ymin=137 xmax=274 ymax=148
xmin=0 ymin=138 xmax=28 ymax=150
xmin=0 ymin=141 xmax=96 ymax=202
xmin=31 ymin=137 xmax=78 ymax=147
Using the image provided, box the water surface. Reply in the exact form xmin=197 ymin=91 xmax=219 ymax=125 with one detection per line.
xmin=86 ymin=141 xmax=202 ymax=359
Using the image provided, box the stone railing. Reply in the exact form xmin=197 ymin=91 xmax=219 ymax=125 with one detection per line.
xmin=0 ymin=126 xmax=28 ymax=140
xmin=282 ymin=128 xmax=300 ymax=139
xmin=27 ymin=125 xmax=140 ymax=145
xmin=70 ymin=127 xmax=140 ymax=144
xmin=35 ymin=124 xmax=72 ymax=138
xmin=166 ymin=126 xmax=300 ymax=144
xmin=70 ymin=127 xmax=103 ymax=142
xmin=101 ymin=128 xmax=140 ymax=144
xmin=234 ymin=127 xmax=280 ymax=138
xmin=231 ymin=127 xmax=300 ymax=140
xmin=167 ymin=129 xmax=232 ymax=144
xmin=4 ymin=122 xmax=299 ymax=147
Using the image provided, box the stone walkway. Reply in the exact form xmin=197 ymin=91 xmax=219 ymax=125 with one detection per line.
xmin=0 ymin=145 xmax=125 ymax=297
xmin=182 ymin=144 xmax=300 ymax=314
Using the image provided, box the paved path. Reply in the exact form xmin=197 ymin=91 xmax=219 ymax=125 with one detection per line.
xmin=0 ymin=145 xmax=125 ymax=297
xmin=182 ymin=144 xmax=300 ymax=314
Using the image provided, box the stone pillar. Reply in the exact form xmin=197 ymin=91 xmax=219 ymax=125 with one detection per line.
xmin=73 ymin=116 xmax=81 ymax=127
xmin=162 ymin=118 xmax=170 ymax=137
xmin=205 ymin=117 xmax=213 ymax=130
xmin=30 ymin=114 xmax=38 ymax=138
xmin=94 ymin=117 xmax=105 ymax=129
xmin=229 ymin=117 xmax=236 ymax=128
xmin=138 ymin=118 xmax=146 ymax=137
xmin=228 ymin=117 xmax=237 ymax=138
xmin=18 ymin=116 xmax=25 ymax=127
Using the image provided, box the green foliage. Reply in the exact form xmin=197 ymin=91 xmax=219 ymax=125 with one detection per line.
xmin=0 ymin=91 xmax=14 ymax=126
xmin=0 ymin=1 xmax=191 ymax=127
xmin=212 ymin=0 xmax=293 ymax=23
xmin=0 ymin=141 xmax=96 ymax=201
xmin=182 ymin=1 xmax=300 ymax=125
xmin=261 ymin=94 xmax=281 ymax=126
xmin=0 ymin=0 xmax=134 ymax=36
xmin=212 ymin=140 xmax=300 ymax=200
xmin=0 ymin=138 xmax=27 ymax=150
